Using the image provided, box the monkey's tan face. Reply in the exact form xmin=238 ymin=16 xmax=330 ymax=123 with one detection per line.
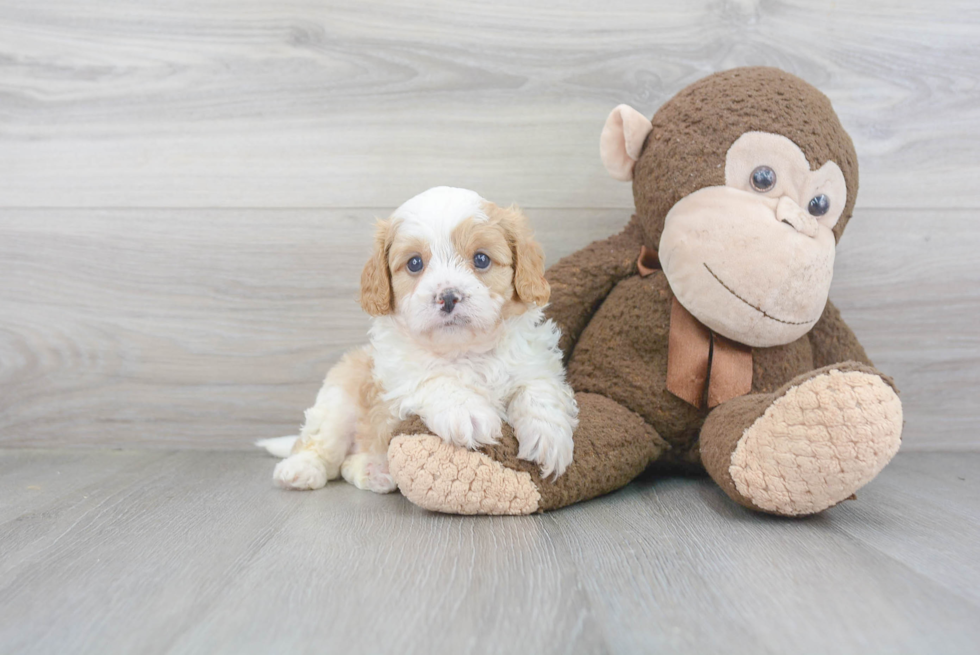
xmin=658 ymin=132 xmax=847 ymax=347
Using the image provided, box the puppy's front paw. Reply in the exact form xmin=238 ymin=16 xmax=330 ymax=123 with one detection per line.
xmin=514 ymin=416 xmax=574 ymax=479
xmin=426 ymin=400 xmax=502 ymax=450
xmin=341 ymin=452 xmax=397 ymax=494
xmin=273 ymin=451 xmax=329 ymax=490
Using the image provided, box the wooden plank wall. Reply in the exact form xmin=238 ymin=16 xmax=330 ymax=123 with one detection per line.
xmin=1 ymin=0 xmax=978 ymax=449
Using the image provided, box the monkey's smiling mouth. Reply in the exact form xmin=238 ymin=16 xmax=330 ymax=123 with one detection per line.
xmin=703 ymin=263 xmax=814 ymax=326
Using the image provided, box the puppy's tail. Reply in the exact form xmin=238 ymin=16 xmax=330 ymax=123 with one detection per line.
xmin=255 ymin=435 xmax=299 ymax=459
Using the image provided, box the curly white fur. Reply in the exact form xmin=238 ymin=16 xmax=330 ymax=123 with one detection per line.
xmin=372 ymin=306 xmax=578 ymax=477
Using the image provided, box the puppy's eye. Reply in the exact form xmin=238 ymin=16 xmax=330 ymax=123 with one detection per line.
xmin=473 ymin=252 xmax=491 ymax=269
xmin=406 ymin=256 xmax=424 ymax=273
xmin=808 ymin=194 xmax=830 ymax=217
xmin=750 ymin=165 xmax=776 ymax=192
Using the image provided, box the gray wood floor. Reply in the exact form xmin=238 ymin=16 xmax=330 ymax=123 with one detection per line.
xmin=1 ymin=449 xmax=978 ymax=655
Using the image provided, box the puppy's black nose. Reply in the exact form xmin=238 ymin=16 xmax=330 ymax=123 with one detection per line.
xmin=438 ymin=289 xmax=461 ymax=314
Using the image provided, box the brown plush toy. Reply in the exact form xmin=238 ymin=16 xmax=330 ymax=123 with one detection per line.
xmin=386 ymin=67 xmax=904 ymax=517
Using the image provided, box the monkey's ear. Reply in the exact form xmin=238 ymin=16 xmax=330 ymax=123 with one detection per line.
xmin=600 ymin=104 xmax=653 ymax=181
xmin=359 ymin=219 xmax=395 ymax=316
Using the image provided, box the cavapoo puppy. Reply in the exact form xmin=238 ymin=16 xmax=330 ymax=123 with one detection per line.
xmin=258 ymin=186 xmax=578 ymax=493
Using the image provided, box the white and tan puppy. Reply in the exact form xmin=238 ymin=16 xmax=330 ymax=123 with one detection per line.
xmin=258 ymin=186 xmax=578 ymax=493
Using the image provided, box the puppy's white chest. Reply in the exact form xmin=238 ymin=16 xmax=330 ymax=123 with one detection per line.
xmin=368 ymin=310 xmax=558 ymax=420
xmin=435 ymin=351 xmax=512 ymax=401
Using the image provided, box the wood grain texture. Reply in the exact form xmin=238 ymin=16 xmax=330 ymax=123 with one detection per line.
xmin=0 ymin=0 xmax=977 ymax=450
xmin=0 ymin=208 xmax=626 ymax=449
xmin=0 ymin=448 xmax=162 ymax=524
xmin=0 ymin=449 xmax=978 ymax=654
xmin=833 ymin=209 xmax=980 ymax=450
xmin=1 ymin=208 xmax=975 ymax=450
xmin=0 ymin=0 xmax=978 ymax=209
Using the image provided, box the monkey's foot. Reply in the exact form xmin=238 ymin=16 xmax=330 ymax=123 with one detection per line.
xmin=388 ymin=435 xmax=541 ymax=515
xmin=706 ymin=364 xmax=903 ymax=516
xmin=389 ymin=393 xmax=668 ymax=515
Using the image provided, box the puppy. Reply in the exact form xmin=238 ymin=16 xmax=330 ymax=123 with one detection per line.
xmin=258 ymin=186 xmax=578 ymax=493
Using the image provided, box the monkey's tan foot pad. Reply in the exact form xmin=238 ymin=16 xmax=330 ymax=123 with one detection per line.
xmin=388 ymin=435 xmax=541 ymax=515
xmin=730 ymin=369 xmax=903 ymax=516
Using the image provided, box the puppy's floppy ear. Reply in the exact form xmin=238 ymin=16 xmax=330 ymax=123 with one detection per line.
xmin=491 ymin=203 xmax=550 ymax=306
xmin=359 ymin=218 xmax=395 ymax=316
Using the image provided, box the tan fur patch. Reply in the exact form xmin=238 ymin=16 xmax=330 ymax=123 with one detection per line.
xmin=359 ymin=219 xmax=395 ymax=316
xmin=388 ymin=234 xmax=431 ymax=310
xmin=451 ymin=216 xmax=521 ymax=314
xmin=483 ymin=203 xmax=550 ymax=307
xmin=297 ymin=346 xmax=395 ymax=460
xmin=346 ymin=348 xmax=397 ymax=453
xmin=451 ymin=217 xmax=513 ymax=268
xmin=729 ymin=369 xmax=903 ymax=515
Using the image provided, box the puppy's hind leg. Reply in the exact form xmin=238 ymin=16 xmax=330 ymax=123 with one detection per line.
xmin=341 ymin=450 xmax=396 ymax=494
xmin=274 ymin=387 xmax=355 ymax=490
xmin=273 ymin=349 xmax=369 ymax=490
xmin=341 ymin=357 xmax=397 ymax=494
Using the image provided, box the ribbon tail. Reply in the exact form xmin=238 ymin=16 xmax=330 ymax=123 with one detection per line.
xmin=666 ymin=297 xmax=712 ymax=407
xmin=707 ymin=333 xmax=753 ymax=408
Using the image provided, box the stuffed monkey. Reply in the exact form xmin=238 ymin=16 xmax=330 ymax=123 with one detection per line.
xmin=387 ymin=67 xmax=903 ymax=517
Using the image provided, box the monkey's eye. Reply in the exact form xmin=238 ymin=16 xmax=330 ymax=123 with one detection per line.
xmin=750 ymin=166 xmax=777 ymax=192
xmin=473 ymin=252 xmax=491 ymax=269
xmin=808 ymin=194 xmax=830 ymax=217
xmin=407 ymin=256 xmax=424 ymax=273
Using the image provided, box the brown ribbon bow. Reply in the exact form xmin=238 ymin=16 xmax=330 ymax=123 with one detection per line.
xmin=637 ymin=246 xmax=753 ymax=408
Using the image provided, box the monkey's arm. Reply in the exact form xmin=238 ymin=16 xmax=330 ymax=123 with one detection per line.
xmin=808 ymin=300 xmax=873 ymax=368
xmin=545 ymin=215 xmax=644 ymax=358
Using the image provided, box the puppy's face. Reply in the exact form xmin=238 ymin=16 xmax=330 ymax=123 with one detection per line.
xmin=360 ymin=187 xmax=549 ymax=347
